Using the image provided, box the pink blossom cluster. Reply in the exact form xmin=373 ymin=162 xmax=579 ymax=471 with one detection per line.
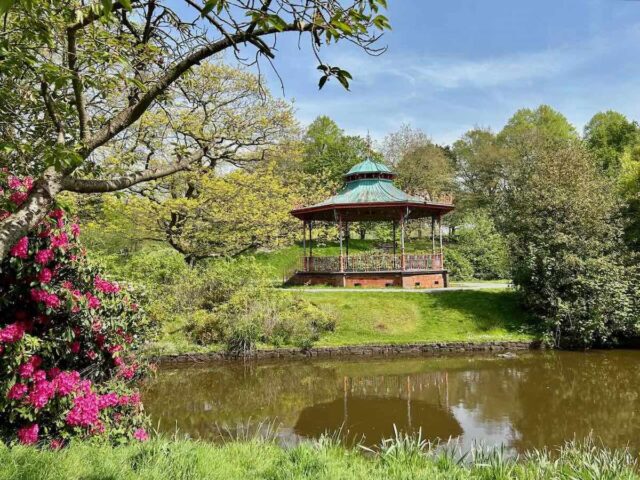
xmin=7 ymin=175 xmax=34 ymax=207
xmin=17 ymin=424 xmax=39 ymax=445
xmin=35 ymin=248 xmax=54 ymax=265
xmin=0 ymin=321 xmax=28 ymax=343
xmin=85 ymin=292 xmax=101 ymax=310
xmin=94 ymin=275 xmax=121 ymax=294
xmin=1 ymin=183 xmax=149 ymax=446
xmin=10 ymin=236 xmax=29 ymax=259
xmin=30 ymin=288 xmax=61 ymax=309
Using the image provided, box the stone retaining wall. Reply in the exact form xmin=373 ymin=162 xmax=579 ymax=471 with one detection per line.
xmin=154 ymin=340 xmax=543 ymax=364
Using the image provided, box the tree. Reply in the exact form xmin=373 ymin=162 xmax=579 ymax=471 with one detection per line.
xmin=99 ymin=164 xmax=302 ymax=263
xmin=395 ymin=143 xmax=455 ymax=199
xmin=0 ymin=0 xmax=390 ymax=259
xmin=301 ymin=116 xmax=374 ymax=186
xmin=498 ymin=105 xmax=578 ymax=161
xmin=500 ymin=141 xmax=636 ymax=347
xmin=380 ymin=124 xmax=431 ymax=167
xmin=584 ymin=111 xmax=638 ymax=175
xmin=452 ymin=128 xmax=506 ymax=210
xmin=450 ymin=209 xmax=509 ymax=280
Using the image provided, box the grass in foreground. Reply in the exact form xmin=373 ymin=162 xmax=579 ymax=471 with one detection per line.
xmin=1 ymin=436 xmax=637 ymax=480
xmin=307 ymin=289 xmax=534 ymax=346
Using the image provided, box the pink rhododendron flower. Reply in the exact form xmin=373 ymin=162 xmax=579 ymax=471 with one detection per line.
xmin=35 ymin=248 xmax=54 ymax=265
xmin=38 ymin=267 xmax=53 ymax=284
xmin=98 ymin=393 xmax=119 ymax=409
xmin=66 ymin=392 xmax=100 ymax=427
xmin=133 ymin=428 xmax=149 ymax=442
xmin=47 ymin=367 xmax=61 ymax=379
xmin=10 ymin=236 xmax=29 ymax=259
xmin=18 ymin=355 xmax=42 ymax=378
xmin=71 ymin=223 xmax=80 ymax=237
xmin=118 ymin=363 xmax=138 ymax=380
xmin=85 ymin=293 xmax=101 ymax=310
xmin=50 ymin=232 xmax=69 ymax=249
xmin=7 ymin=175 xmax=22 ymax=189
xmin=33 ymin=370 xmax=47 ymax=383
xmin=49 ymin=209 xmax=64 ymax=220
xmin=27 ymin=379 xmax=56 ymax=408
xmin=30 ymin=289 xmax=61 ymax=309
xmin=94 ymin=275 xmax=120 ymax=294
xmin=70 ymin=341 xmax=80 ymax=354
xmin=7 ymin=383 xmax=28 ymax=400
xmin=9 ymin=191 xmax=28 ymax=205
xmin=17 ymin=424 xmax=39 ymax=445
xmin=54 ymin=370 xmax=80 ymax=395
xmin=0 ymin=321 xmax=26 ymax=343
xmin=22 ymin=176 xmax=34 ymax=190
xmin=50 ymin=439 xmax=64 ymax=450
xmin=0 ymin=210 xmax=10 ymax=220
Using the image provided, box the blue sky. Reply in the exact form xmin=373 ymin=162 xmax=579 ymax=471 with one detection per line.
xmin=248 ymin=0 xmax=640 ymax=145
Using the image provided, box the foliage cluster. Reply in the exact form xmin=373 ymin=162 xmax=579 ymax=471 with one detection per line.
xmin=0 ymin=174 xmax=152 ymax=447
xmin=500 ymin=141 xmax=639 ymax=347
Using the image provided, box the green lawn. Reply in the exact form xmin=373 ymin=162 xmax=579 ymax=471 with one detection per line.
xmin=146 ymin=289 xmax=533 ymax=356
xmin=304 ymin=289 xmax=533 ymax=346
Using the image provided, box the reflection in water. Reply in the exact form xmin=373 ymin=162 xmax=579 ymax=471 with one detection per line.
xmin=295 ymin=396 xmax=463 ymax=446
xmin=143 ymin=350 xmax=640 ymax=452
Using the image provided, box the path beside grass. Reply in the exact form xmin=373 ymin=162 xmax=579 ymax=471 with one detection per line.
xmin=291 ymin=281 xmax=511 ymax=293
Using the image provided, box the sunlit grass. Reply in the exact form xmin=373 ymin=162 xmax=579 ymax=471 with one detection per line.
xmin=1 ymin=437 xmax=636 ymax=480
xmin=308 ymin=290 xmax=534 ymax=346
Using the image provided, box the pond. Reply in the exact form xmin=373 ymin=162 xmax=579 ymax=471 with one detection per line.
xmin=143 ymin=350 xmax=640 ymax=453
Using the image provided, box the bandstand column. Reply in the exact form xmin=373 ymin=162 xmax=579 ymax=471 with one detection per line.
xmin=302 ymin=220 xmax=307 ymax=272
xmin=431 ymin=215 xmax=436 ymax=255
xmin=309 ymin=221 xmax=313 ymax=259
xmin=400 ymin=214 xmax=406 ymax=271
xmin=338 ymin=214 xmax=344 ymax=272
xmin=439 ymin=214 xmax=444 ymax=269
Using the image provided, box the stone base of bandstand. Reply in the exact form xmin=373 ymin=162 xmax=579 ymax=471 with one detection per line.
xmin=286 ymin=270 xmax=448 ymax=289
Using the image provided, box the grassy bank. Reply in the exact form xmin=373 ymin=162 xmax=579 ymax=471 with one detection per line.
xmin=304 ymin=289 xmax=532 ymax=346
xmin=148 ymin=289 xmax=534 ymax=356
xmin=1 ymin=438 xmax=637 ymax=480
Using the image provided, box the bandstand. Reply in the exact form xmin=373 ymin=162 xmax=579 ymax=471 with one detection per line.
xmin=289 ymin=159 xmax=455 ymax=289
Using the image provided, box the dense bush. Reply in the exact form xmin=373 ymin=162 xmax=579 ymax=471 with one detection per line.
xmin=0 ymin=174 xmax=153 ymax=447
xmin=500 ymin=143 xmax=639 ymax=347
xmin=184 ymin=259 xmax=334 ymax=353
xmin=450 ymin=210 xmax=509 ymax=280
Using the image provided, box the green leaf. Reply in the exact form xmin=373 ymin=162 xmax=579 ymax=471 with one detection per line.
xmin=101 ymin=0 xmax=113 ymax=14
xmin=119 ymin=0 xmax=132 ymax=10
xmin=0 ymin=0 xmax=15 ymax=15
xmin=318 ymin=75 xmax=328 ymax=90
xmin=332 ymin=20 xmax=353 ymax=35
xmin=267 ymin=14 xmax=288 ymax=31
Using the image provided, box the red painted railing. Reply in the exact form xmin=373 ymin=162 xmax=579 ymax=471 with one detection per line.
xmin=301 ymin=254 xmax=443 ymax=273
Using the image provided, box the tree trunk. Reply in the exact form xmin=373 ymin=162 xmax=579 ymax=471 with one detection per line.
xmin=0 ymin=168 xmax=62 ymax=260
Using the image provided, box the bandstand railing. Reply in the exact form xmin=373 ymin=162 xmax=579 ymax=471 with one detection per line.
xmin=301 ymin=253 xmax=443 ymax=273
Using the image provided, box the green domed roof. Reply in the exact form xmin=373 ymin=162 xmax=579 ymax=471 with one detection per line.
xmin=345 ymin=159 xmax=393 ymax=176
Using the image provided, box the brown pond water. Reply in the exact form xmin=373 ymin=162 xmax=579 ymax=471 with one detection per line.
xmin=143 ymin=350 xmax=640 ymax=452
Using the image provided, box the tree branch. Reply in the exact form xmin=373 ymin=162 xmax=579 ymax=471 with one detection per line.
xmin=67 ymin=28 xmax=88 ymax=141
xmin=80 ymin=22 xmax=312 ymax=158
xmin=61 ymin=140 xmax=216 ymax=193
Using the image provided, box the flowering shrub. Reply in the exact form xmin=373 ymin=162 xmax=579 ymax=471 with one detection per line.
xmin=0 ymin=172 xmax=154 ymax=447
